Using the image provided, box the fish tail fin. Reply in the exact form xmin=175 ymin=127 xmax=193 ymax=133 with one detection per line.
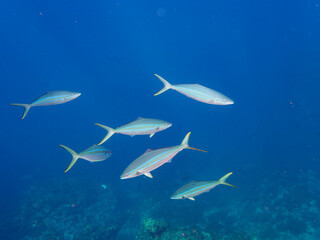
xmin=154 ymin=74 xmax=172 ymax=96
xmin=59 ymin=145 xmax=79 ymax=173
xmin=9 ymin=103 xmax=31 ymax=119
xmin=218 ymin=172 xmax=238 ymax=188
xmin=181 ymin=132 xmax=207 ymax=152
xmin=95 ymin=123 xmax=116 ymax=145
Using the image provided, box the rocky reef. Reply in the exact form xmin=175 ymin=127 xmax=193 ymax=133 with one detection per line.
xmin=200 ymin=170 xmax=320 ymax=240
xmin=136 ymin=217 xmax=214 ymax=240
xmin=15 ymin=177 xmax=120 ymax=240
xmin=10 ymin=170 xmax=320 ymax=240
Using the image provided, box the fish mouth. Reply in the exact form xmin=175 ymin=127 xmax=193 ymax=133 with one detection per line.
xmin=120 ymin=174 xmax=129 ymax=179
xmin=221 ymin=98 xmax=234 ymax=105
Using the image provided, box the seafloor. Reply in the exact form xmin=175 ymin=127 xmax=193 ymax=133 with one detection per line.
xmin=4 ymin=169 xmax=320 ymax=240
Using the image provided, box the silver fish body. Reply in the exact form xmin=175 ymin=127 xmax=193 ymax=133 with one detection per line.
xmin=60 ymin=145 xmax=111 ymax=172
xmin=10 ymin=91 xmax=81 ymax=119
xmin=171 ymin=181 xmax=218 ymax=200
xmin=116 ymin=118 xmax=171 ymax=136
xmin=171 ymin=172 xmax=236 ymax=201
xmin=173 ymin=84 xmax=233 ymax=105
xmin=121 ymin=146 xmax=181 ymax=179
xmin=78 ymin=145 xmax=112 ymax=162
xmin=30 ymin=91 xmax=81 ymax=106
xmin=120 ymin=132 xmax=206 ymax=179
xmin=154 ymin=74 xmax=234 ymax=105
xmin=95 ymin=117 xmax=172 ymax=145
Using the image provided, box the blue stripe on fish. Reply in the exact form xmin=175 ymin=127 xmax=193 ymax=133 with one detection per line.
xmin=177 ymin=87 xmax=216 ymax=101
xmin=81 ymin=149 xmax=110 ymax=154
xmin=127 ymin=147 xmax=178 ymax=176
xmin=33 ymin=94 xmax=72 ymax=104
xmin=119 ymin=123 xmax=163 ymax=131
xmin=175 ymin=183 xmax=214 ymax=198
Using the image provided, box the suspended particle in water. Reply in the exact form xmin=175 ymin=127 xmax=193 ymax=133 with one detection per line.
xmin=157 ymin=8 xmax=166 ymax=17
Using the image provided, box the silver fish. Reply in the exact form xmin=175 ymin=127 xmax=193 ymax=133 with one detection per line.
xmin=95 ymin=117 xmax=172 ymax=145
xmin=171 ymin=172 xmax=237 ymax=201
xmin=121 ymin=132 xmax=206 ymax=179
xmin=154 ymin=74 xmax=234 ymax=105
xmin=10 ymin=91 xmax=81 ymax=119
xmin=59 ymin=145 xmax=112 ymax=172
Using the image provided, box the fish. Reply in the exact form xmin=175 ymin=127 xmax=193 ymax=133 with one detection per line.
xmin=10 ymin=91 xmax=81 ymax=119
xmin=59 ymin=145 xmax=112 ymax=172
xmin=171 ymin=172 xmax=237 ymax=201
xmin=120 ymin=132 xmax=206 ymax=179
xmin=154 ymin=74 xmax=234 ymax=105
xmin=95 ymin=117 xmax=172 ymax=145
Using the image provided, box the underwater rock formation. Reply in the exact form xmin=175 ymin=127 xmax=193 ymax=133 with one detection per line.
xmin=11 ymin=170 xmax=320 ymax=240
xmin=136 ymin=217 xmax=214 ymax=240
xmin=201 ymin=170 xmax=320 ymax=239
xmin=15 ymin=177 xmax=120 ymax=240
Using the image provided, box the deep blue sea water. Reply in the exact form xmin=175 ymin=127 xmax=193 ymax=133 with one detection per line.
xmin=1 ymin=0 xmax=320 ymax=239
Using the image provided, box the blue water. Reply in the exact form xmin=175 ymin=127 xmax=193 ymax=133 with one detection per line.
xmin=1 ymin=0 xmax=320 ymax=239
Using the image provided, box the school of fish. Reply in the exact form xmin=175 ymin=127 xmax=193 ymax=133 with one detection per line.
xmin=10 ymin=74 xmax=237 ymax=201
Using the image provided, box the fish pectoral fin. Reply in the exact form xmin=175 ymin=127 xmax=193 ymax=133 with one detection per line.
xmin=149 ymin=133 xmax=155 ymax=138
xmin=144 ymin=172 xmax=153 ymax=178
xmin=188 ymin=197 xmax=195 ymax=201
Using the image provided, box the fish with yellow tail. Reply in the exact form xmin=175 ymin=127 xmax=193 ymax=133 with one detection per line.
xmin=10 ymin=91 xmax=81 ymax=119
xmin=171 ymin=172 xmax=237 ymax=201
xmin=59 ymin=145 xmax=111 ymax=172
xmin=154 ymin=74 xmax=234 ymax=105
xmin=95 ymin=117 xmax=172 ymax=145
xmin=121 ymin=132 xmax=206 ymax=179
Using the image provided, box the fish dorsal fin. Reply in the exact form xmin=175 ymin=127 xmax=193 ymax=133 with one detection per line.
xmin=144 ymin=149 xmax=153 ymax=154
xmin=124 ymin=117 xmax=144 ymax=126
xmin=188 ymin=197 xmax=195 ymax=201
xmin=144 ymin=172 xmax=153 ymax=178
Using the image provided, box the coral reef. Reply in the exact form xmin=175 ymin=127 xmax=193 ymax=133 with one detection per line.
xmin=136 ymin=218 xmax=167 ymax=239
xmin=201 ymin=170 xmax=320 ymax=239
xmin=10 ymin=170 xmax=320 ymax=240
xmin=136 ymin=217 xmax=214 ymax=240
xmin=15 ymin=177 xmax=120 ymax=240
